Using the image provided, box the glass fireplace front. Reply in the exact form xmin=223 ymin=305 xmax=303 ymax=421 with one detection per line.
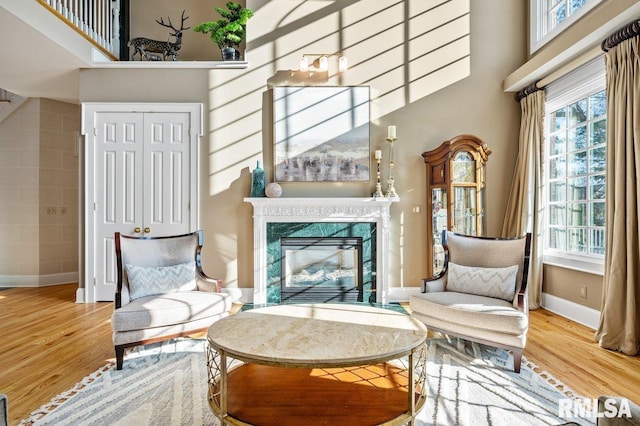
xmin=280 ymin=237 xmax=363 ymax=303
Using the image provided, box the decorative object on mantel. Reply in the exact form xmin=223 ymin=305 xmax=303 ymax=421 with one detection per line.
xmin=373 ymin=149 xmax=384 ymax=197
xmin=273 ymin=86 xmax=371 ymax=182
xmin=386 ymin=125 xmax=398 ymax=197
xmin=265 ymin=182 xmax=282 ymax=198
xmin=193 ymin=2 xmax=254 ymax=61
xmin=250 ymin=161 xmax=265 ymax=197
xmin=128 ymin=11 xmax=190 ymax=61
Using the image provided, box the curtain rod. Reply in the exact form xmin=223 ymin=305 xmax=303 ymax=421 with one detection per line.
xmin=515 ymin=45 xmax=603 ymax=102
xmin=515 ymin=19 xmax=639 ymax=102
xmin=514 ymin=81 xmax=542 ymax=102
xmin=515 ymin=20 xmax=640 ymax=102
xmin=602 ymin=20 xmax=640 ymax=52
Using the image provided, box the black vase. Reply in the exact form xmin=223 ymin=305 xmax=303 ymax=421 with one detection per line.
xmin=221 ymin=47 xmax=240 ymax=61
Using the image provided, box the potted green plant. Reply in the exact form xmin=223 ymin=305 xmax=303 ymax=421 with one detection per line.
xmin=193 ymin=2 xmax=254 ymax=61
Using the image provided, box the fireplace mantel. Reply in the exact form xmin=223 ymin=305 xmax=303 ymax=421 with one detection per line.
xmin=244 ymin=197 xmax=398 ymax=305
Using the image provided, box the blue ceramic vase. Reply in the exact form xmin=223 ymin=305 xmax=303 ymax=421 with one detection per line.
xmin=251 ymin=161 xmax=265 ymax=197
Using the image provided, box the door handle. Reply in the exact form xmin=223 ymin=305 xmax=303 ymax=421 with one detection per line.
xmin=144 ymin=227 xmax=151 ymax=234
xmin=134 ymin=227 xmax=142 ymax=233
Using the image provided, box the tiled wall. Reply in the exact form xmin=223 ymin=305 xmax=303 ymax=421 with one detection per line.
xmin=0 ymin=98 xmax=79 ymax=284
xmin=39 ymin=99 xmax=79 ymax=277
xmin=0 ymin=98 xmax=40 ymax=278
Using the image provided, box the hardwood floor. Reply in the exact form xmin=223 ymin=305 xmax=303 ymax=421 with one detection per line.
xmin=0 ymin=285 xmax=114 ymax=425
xmin=1 ymin=283 xmax=638 ymax=425
xmin=220 ymin=364 xmax=415 ymax=425
xmin=525 ymin=308 xmax=640 ymax=401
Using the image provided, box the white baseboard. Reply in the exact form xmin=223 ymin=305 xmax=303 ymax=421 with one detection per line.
xmin=0 ymin=272 xmax=79 ymax=288
xmin=541 ymin=292 xmax=600 ymax=330
xmin=76 ymin=287 xmax=85 ymax=303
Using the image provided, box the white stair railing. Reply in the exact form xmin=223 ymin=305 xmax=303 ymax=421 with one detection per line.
xmin=36 ymin=0 xmax=120 ymax=60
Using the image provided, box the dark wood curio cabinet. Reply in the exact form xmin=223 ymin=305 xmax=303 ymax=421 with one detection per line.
xmin=422 ymin=134 xmax=491 ymax=277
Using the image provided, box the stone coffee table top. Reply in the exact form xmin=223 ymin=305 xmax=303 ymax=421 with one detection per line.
xmin=207 ymin=303 xmax=427 ymax=367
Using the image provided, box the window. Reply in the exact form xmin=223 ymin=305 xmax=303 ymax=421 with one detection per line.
xmin=548 ymin=0 xmax=587 ymax=31
xmin=530 ymin=0 xmax=604 ymax=54
xmin=544 ymin=57 xmax=606 ymax=274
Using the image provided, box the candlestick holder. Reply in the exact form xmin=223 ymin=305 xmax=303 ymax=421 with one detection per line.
xmin=374 ymin=157 xmax=384 ymax=197
xmin=385 ymin=137 xmax=398 ymax=197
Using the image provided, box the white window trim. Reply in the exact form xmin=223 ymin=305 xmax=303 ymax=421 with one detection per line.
xmin=530 ymin=0 xmax=605 ymax=55
xmin=544 ymin=251 xmax=604 ymax=275
xmin=543 ymin=56 xmax=606 ymax=275
xmin=545 ymin=57 xmax=606 ymax=111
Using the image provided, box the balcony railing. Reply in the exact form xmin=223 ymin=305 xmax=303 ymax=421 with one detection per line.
xmin=36 ymin=0 xmax=120 ymax=60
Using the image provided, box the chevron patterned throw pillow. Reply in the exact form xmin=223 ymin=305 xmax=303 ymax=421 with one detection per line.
xmin=447 ymin=262 xmax=519 ymax=301
xmin=126 ymin=261 xmax=197 ymax=300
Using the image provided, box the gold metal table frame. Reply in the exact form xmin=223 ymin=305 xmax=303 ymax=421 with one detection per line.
xmin=205 ymin=304 xmax=428 ymax=426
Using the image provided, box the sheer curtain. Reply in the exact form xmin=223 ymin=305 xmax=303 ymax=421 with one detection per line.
xmin=501 ymin=89 xmax=544 ymax=309
xmin=595 ymin=30 xmax=640 ymax=355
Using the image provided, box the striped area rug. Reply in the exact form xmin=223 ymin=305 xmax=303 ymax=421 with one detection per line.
xmin=422 ymin=338 xmax=593 ymax=425
xmin=20 ymin=337 xmax=594 ymax=425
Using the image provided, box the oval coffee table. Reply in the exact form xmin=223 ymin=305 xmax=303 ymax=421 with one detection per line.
xmin=206 ymin=303 xmax=428 ymax=425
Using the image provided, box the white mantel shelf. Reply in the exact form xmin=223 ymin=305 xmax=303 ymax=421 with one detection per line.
xmin=244 ymin=197 xmax=399 ymax=305
xmin=244 ymin=196 xmax=398 ymax=214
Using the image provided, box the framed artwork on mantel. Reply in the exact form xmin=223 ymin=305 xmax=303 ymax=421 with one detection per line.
xmin=273 ymin=86 xmax=370 ymax=182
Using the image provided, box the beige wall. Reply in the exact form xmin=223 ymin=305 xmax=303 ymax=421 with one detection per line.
xmin=543 ymin=265 xmax=602 ymax=310
xmin=0 ymin=98 xmax=79 ymax=284
xmin=80 ymin=0 xmax=526 ymax=293
xmin=129 ymin=0 xmax=244 ymax=61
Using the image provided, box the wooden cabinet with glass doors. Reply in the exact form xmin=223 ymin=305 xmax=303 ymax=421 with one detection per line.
xmin=422 ymin=135 xmax=491 ymax=277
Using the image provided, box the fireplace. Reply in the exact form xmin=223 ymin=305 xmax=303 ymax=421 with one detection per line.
xmin=244 ymin=197 xmax=398 ymax=305
xmin=267 ymin=222 xmax=375 ymax=304
xmin=280 ymin=237 xmax=364 ymax=303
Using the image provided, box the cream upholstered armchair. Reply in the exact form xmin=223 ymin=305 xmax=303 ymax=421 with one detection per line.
xmin=112 ymin=231 xmax=232 ymax=370
xmin=410 ymin=231 xmax=531 ymax=372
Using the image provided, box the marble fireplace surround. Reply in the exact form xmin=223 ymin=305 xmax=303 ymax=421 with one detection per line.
xmin=244 ymin=197 xmax=398 ymax=305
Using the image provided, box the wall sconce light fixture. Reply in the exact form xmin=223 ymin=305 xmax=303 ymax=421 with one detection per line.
xmin=299 ymin=53 xmax=348 ymax=72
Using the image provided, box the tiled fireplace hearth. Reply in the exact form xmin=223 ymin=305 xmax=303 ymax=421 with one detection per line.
xmin=244 ymin=197 xmax=398 ymax=305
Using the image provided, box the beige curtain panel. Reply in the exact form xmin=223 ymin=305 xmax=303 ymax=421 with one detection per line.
xmin=501 ymin=89 xmax=544 ymax=309
xmin=595 ymin=35 xmax=640 ymax=356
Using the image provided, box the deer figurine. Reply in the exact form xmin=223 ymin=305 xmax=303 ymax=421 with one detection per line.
xmin=128 ymin=11 xmax=190 ymax=61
